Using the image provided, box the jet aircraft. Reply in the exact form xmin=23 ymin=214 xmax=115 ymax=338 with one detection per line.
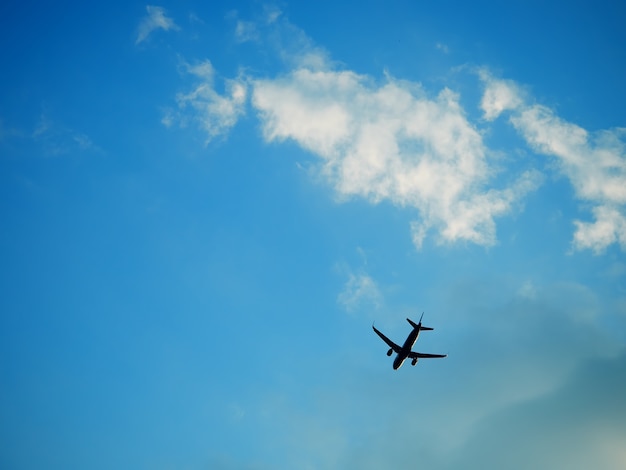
xmin=373 ymin=313 xmax=447 ymax=369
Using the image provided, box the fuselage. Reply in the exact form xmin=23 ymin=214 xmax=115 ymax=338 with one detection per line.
xmin=392 ymin=327 xmax=420 ymax=369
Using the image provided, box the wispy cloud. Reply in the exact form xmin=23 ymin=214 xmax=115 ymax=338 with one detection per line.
xmin=436 ymin=42 xmax=450 ymax=54
xmin=135 ymin=5 xmax=179 ymax=45
xmin=264 ymin=5 xmax=282 ymax=24
xmin=480 ymin=72 xmax=626 ymax=253
xmin=235 ymin=20 xmax=259 ymax=43
xmin=228 ymin=6 xmax=282 ymax=44
xmin=336 ymin=249 xmax=383 ymax=313
xmin=0 ymin=118 xmax=24 ymax=141
xmin=228 ymin=8 xmax=331 ymax=70
xmin=163 ymin=59 xmax=247 ymax=144
xmin=28 ymin=113 xmax=102 ymax=157
xmin=337 ymin=270 xmax=382 ymax=313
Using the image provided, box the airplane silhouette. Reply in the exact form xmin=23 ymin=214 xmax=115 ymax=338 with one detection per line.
xmin=373 ymin=313 xmax=447 ymax=369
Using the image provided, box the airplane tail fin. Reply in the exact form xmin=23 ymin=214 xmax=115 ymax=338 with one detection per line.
xmin=407 ymin=315 xmax=434 ymax=331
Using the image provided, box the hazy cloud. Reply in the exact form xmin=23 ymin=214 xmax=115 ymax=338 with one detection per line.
xmin=136 ymin=5 xmax=179 ymax=45
xmin=446 ymin=353 xmax=626 ymax=470
xmin=517 ymin=280 xmax=538 ymax=299
xmin=264 ymin=5 xmax=282 ymax=24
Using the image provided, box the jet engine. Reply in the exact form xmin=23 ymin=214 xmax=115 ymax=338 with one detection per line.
xmin=411 ymin=358 xmax=418 ymax=366
xmin=387 ymin=348 xmax=393 ymax=356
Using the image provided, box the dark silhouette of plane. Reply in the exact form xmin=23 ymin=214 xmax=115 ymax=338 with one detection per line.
xmin=373 ymin=313 xmax=447 ymax=369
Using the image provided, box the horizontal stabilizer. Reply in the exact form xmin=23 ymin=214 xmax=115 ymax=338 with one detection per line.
xmin=406 ymin=317 xmax=434 ymax=331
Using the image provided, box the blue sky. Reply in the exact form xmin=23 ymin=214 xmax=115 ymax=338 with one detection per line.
xmin=1 ymin=1 xmax=626 ymax=468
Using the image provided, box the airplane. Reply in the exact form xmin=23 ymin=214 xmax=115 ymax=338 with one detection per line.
xmin=372 ymin=313 xmax=447 ymax=369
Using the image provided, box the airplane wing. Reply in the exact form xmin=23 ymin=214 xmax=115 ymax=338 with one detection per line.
xmin=372 ymin=325 xmax=401 ymax=353
xmin=408 ymin=351 xmax=447 ymax=359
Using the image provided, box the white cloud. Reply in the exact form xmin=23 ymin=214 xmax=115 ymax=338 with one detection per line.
xmin=253 ymin=67 xmax=541 ymax=248
xmin=159 ymin=12 xmax=625 ymax=253
xmin=573 ymin=206 xmax=626 ymax=253
xmin=481 ymin=74 xmax=626 ymax=253
xmin=479 ymin=71 xmax=524 ymax=121
xmin=165 ymin=60 xmax=247 ymax=144
xmin=136 ymin=5 xmax=179 ymax=45
xmin=512 ymin=107 xmax=626 ymax=205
